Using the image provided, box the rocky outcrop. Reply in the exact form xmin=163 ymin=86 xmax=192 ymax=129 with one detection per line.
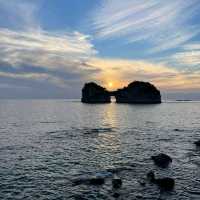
xmin=81 ymin=82 xmax=111 ymax=103
xmin=147 ymin=171 xmax=175 ymax=191
xmin=72 ymin=176 xmax=105 ymax=186
xmin=112 ymin=175 xmax=122 ymax=189
xmin=115 ymin=81 xmax=161 ymax=104
xmin=81 ymin=81 xmax=161 ymax=104
xmin=151 ymin=153 xmax=172 ymax=168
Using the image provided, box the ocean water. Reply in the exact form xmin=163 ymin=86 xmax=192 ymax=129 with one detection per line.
xmin=0 ymin=100 xmax=200 ymax=200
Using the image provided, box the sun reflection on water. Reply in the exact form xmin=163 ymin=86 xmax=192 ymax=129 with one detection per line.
xmin=94 ymin=104 xmax=122 ymax=168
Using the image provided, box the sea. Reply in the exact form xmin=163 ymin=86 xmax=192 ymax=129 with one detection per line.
xmin=0 ymin=100 xmax=200 ymax=200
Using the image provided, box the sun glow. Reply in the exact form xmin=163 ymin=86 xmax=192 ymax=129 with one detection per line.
xmin=108 ymin=82 xmax=113 ymax=88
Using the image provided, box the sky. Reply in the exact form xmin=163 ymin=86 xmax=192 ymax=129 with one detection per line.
xmin=0 ymin=0 xmax=200 ymax=99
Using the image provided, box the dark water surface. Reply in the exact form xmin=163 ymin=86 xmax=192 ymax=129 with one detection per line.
xmin=0 ymin=100 xmax=200 ymax=200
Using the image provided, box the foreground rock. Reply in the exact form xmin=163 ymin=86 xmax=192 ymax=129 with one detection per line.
xmin=194 ymin=140 xmax=200 ymax=146
xmin=112 ymin=175 xmax=122 ymax=189
xmin=89 ymin=176 xmax=105 ymax=185
xmin=115 ymin=81 xmax=161 ymax=104
xmin=73 ymin=176 xmax=105 ymax=186
xmin=147 ymin=171 xmax=175 ymax=191
xmin=151 ymin=153 xmax=172 ymax=168
xmin=81 ymin=82 xmax=111 ymax=103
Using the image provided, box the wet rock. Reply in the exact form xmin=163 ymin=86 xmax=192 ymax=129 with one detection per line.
xmin=112 ymin=175 xmax=122 ymax=189
xmin=151 ymin=153 xmax=172 ymax=168
xmin=194 ymin=140 xmax=200 ymax=146
xmin=81 ymin=82 xmax=111 ymax=103
xmin=115 ymin=81 xmax=161 ymax=104
xmin=147 ymin=171 xmax=175 ymax=191
xmin=89 ymin=176 xmax=105 ymax=185
xmin=72 ymin=176 xmax=104 ymax=186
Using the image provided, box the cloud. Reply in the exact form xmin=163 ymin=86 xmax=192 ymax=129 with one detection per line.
xmin=87 ymin=57 xmax=200 ymax=91
xmin=0 ymin=28 xmax=99 ymax=96
xmin=92 ymin=0 xmax=200 ymax=53
xmin=158 ymin=42 xmax=200 ymax=70
xmin=0 ymin=28 xmax=97 ymax=68
xmin=0 ymin=0 xmax=199 ymax=98
xmin=0 ymin=0 xmax=101 ymax=98
xmin=0 ymin=0 xmax=41 ymax=30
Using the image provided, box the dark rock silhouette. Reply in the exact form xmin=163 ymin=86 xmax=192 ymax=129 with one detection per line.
xmin=115 ymin=81 xmax=161 ymax=104
xmin=72 ymin=176 xmax=105 ymax=186
xmin=89 ymin=176 xmax=105 ymax=185
xmin=112 ymin=175 xmax=122 ymax=189
xmin=81 ymin=82 xmax=111 ymax=103
xmin=151 ymin=153 xmax=172 ymax=168
xmin=194 ymin=140 xmax=200 ymax=146
xmin=81 ymin=81 xmax=161 ymax=104
xmin=147 ymin=171 xmax=175 ymax=191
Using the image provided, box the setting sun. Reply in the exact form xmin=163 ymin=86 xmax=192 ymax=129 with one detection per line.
xmin=108 ymin=82 xmax=113 ymax=88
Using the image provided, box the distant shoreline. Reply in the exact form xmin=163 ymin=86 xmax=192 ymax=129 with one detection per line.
xmin=0 ymin=99 xmax=200 ymax=103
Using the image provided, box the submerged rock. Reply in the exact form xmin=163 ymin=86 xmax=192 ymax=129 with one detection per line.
xmin=81 ymin=82 xmax=111 ymax=103
xmin=72 ymin=176 xmax=105 ymax=186
xmin=147 ymin=171 xmax=175 ymax=191
xmin=89 ymin=176 xmax=105 ymax=185
xmin=112 ymin=175 xmax=122 ymax=189
xmin=115 ymin=81 xmax=161 ymax=104
xmin=151 ymin=153 xmax=172 ymax=168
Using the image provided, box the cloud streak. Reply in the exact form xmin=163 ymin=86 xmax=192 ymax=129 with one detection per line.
xmin=158 ymin=42 xmax=200 ymax=70
xmin=0 ymin=28 xmax=97 ymax=67
xmin=92 ymin=0 xmax=200 ymax=53
xmin=0 ymin=0 xmax=41 ymax=30
xmin=0 ymin=28 xmax=99 ymax=93
xmin=88 ymin=57 xmax=200 ymax=92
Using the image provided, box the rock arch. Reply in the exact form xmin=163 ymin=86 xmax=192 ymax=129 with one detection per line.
xmin=81 ymin=81 xmax=161 ymax=104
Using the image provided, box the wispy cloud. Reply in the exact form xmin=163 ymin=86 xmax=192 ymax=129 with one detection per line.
xmin=0 ymin=0 xmax=102 ymax=98
xmin=92 ymin=0 xmax=200 ymax=53
xmin=0 ymin=0 xmax=40 ymax=30
xmin=159 ymin=42 xmax=200 ymax=69
xmin=0 ymin=28 xmax=98 ymax=89
xmin=88 ymin=57 xmax=200 ymax=91
xmin=0 ymin=28 xmax=96 ymax=67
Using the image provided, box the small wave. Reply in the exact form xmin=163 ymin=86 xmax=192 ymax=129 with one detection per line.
xmin=159 ymin=138 xmax=173 ymax=142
